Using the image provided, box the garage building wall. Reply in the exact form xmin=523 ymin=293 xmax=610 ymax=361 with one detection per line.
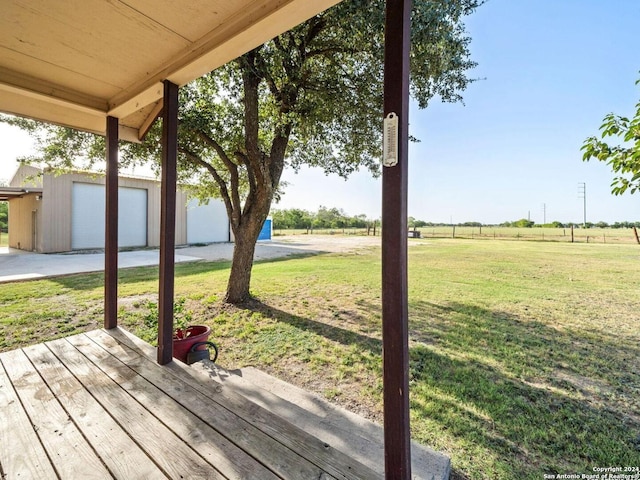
xmin=186 ymin=198 xmax=229 ymax=243
xmin=41 ymin=171 xmax=73 ymax=252
xmin=39 ymin=172 xmax=189 ymax=252
xmin=9 ymin=165 xmax=41 ymax=188
xmin=7 ymin=193 xmax=39 ymax=251
xmin=8 ymin=167 xmax=220 ymax=253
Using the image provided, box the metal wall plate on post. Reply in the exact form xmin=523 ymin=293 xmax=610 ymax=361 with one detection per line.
xmin=383 ymin=112 xmax=399 ymax=167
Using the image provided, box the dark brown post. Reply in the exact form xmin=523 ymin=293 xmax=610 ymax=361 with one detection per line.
xmin=382 ymin=0 xmax=412 ymax=478
xmin=633 ymin=226 xmax=640 ymax=244
xmin=105 ymin=115 xmax=119 ymax=329
xmin=158 ymin=80 xmax=179 ymax=365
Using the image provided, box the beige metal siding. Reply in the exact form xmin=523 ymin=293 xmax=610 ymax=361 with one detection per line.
xmin=175 ymin=190 xmax=188 ymax=246
xmin=9 ymin=169 xmax=202 ymax=252
xmin=143 ymin=182 xmax=188 ymax=247
xmin=9 ymin=164 xmax=42 ymax=188
xmin=41 ymin=172 xmax=73 ymax=252
xmin=41 ymin=173 xmax=187 ymax=253
xmin=7 ymin=193 xmax=39 ymax=251
xmin=146 ymin=180 xmax=161 ymax=247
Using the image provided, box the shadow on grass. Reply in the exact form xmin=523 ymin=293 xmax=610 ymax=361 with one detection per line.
xmin=408 ymin=300 xmax=640 ymax=476
xmin=240 ymin=297 xmax=640 ymax=478
xmin=236 ymin=297 xmax=383 ymax=355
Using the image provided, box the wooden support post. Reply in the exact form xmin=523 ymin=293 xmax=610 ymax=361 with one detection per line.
xmin=157 ymin=80 xmax=179 ymax=365
xmin=382 ymin=0 xmax=412 ymax=478
xmin=104 ymin=115 xmax=119 ymax=330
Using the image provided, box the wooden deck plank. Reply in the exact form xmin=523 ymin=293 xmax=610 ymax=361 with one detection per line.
xmin=86 ymin=329 xmax=335 ymax=480
xmin=22 ymin=343 xmax=168 ymax=480
xmin=2 ymin=328 xmax=397 ymax=480
xmin=97 ymin=328 xmax=380 ymax=480
xmin=1 ymin=348 xmax=112 ymax=479
xmin=0 ymin=354 xmax=58 ymax=480
xmin=45 ymin=338 xmax=223 ymax=480
xmin=66 ymin=333 xmax=280 ymax=480
xmin=213 ymin=365 xmax=450 ymax=479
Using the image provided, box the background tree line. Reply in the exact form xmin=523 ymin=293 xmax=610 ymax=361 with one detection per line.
xmin=272 ymin=209 xmax=640 ymax=231
xmin=500 ymin=219 xmax=640 ymax=229
xmin=272 ymin=206 xmax=373 ymax=230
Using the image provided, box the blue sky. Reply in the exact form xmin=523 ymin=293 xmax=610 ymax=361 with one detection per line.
xmin=2 ymin=0 xmax=639 ymax=224
xmin=277 ymin=0 xmax=640 ymax=224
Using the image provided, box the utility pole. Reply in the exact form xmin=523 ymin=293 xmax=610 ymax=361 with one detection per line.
xmin=578 ymin=183 xmax=586 ymax=228
xmin=542 ymin=203 xmax=546 ymax=225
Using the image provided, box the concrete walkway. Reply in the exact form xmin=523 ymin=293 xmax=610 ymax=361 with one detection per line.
xmin=0 ymin=235 xmax=381 ymax=284
xmin=0 ymin=247 xmax=201 ymax=283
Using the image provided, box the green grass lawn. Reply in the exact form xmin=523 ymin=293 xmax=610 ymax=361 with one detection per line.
xmin=1 ymin=239 xmax=639 ymax=479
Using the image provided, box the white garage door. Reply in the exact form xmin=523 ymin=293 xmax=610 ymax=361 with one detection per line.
xmin=118 ymin=187 xmax=147 ymax=247
xmin=72 ymin=183 xmax=147 ymax=249
xmin=187 ymin=198 xmax=229 ymax=244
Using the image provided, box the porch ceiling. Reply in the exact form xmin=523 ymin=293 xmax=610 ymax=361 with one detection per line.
xmin=0 ymin=0 xmax=340 ymax=142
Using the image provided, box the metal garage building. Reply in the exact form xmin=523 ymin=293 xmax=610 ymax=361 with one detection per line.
xmin=6 ymin=165 xmax=229 ymax=252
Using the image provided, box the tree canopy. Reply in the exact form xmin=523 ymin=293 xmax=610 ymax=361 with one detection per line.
xmin=582 ymin=77 xmax=640 ymax=195
xmin=2 ymin=0 xmax=483 ymax=302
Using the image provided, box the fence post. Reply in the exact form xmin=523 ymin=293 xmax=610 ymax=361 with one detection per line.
xmin=633 ymin=226 xmax=640 ymax=244
xmin=571 ymin=225 xmax=574 ymax=243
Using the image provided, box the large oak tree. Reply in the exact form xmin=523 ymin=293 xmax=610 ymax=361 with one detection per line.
xmin=2 ymin=0 xmax=482 ymax=303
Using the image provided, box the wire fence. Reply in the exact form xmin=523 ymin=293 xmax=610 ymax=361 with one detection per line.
xmin=273 ymin=226 xmax=640 ymax=245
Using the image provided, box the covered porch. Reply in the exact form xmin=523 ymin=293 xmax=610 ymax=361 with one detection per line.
xmin=1 ymin=0 xmax=423 ymax=477
xmin=0 ymin=327 xmax=449 ymax=479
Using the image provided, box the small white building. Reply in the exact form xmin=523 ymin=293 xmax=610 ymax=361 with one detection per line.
xmin=5 ymin=165 xmax=229 ymax=253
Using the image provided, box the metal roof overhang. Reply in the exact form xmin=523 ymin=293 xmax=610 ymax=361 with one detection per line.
xmin=0 ymin=0 xmax=340 ymax=143
xmin=0 ymin=186 xmax=43 ymax=201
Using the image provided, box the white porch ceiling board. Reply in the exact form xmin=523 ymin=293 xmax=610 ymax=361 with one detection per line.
xmin=1 ymin=0 xmax=190 ymax=89
xmin=0 ymin=0 xmax=341 ymax=138
xmin=0 ymin=46 xmax=121 ymax=102
xmin=122 ymin=0 xmax=257 ymax=43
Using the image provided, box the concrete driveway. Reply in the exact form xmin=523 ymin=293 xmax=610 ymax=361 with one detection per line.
xmin=0 ymin=235 xmax=380 ymax=284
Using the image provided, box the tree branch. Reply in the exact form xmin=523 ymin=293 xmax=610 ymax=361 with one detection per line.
xmin=235 ymin=151 xmax=256 ymax=198
xmin=194 ymin=131 xmax=242 ymax=226
xmin=179 ymin=147 xmax=238 ymax=226
xmin=239 ymin=51 xmax=261 ymax=160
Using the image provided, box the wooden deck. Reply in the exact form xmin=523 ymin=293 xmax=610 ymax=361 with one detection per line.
xmin=0 ymin=327 xmax=382 ymax=480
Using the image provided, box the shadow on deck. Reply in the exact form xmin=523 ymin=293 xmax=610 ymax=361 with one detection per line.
xmin=0 ymin=327 xmax=449 ymax=479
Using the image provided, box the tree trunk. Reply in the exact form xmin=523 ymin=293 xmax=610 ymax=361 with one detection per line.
xmin=222 ymin=49 xmax=289 ymax=304
xmin=225 ymin=232 xmax=258 ymax=303
xmin=225 ymin=198 xmax=271 ymax=303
